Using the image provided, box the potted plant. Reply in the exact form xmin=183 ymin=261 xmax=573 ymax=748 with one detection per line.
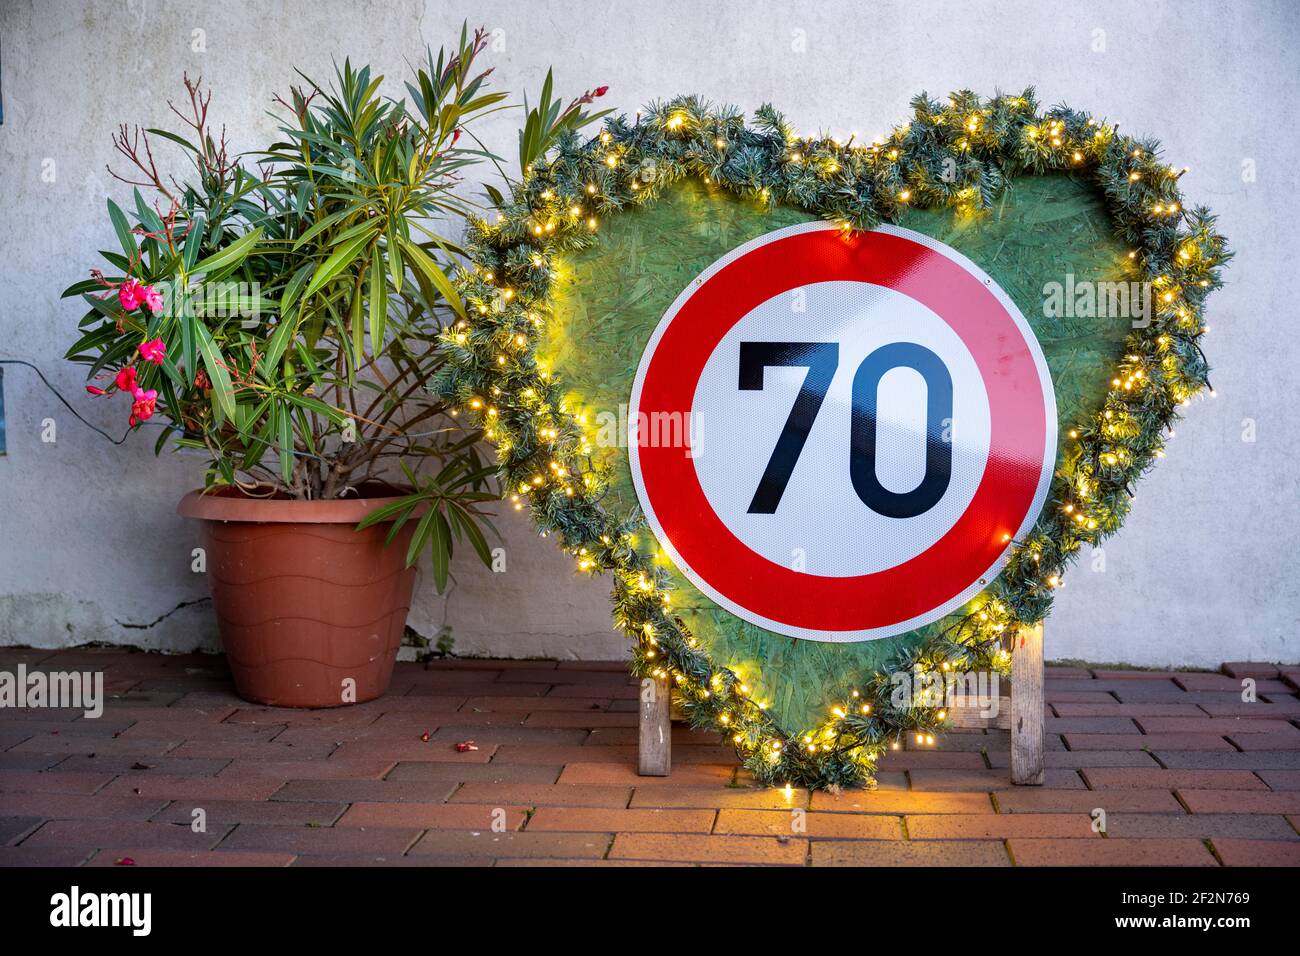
xmin=64 ymin=28 xmax=506 ymax=707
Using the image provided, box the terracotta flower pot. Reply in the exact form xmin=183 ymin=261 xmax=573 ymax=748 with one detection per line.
xmin=178 ymin=486 xmax=418 ymax=708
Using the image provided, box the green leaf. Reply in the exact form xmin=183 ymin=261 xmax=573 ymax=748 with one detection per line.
xmin=61 ymin=278 xmax=105 ymax=299
xmin=80 ymin=292 xmax=121 ymax=320
xmin=191 ymin=227 xmax=263 ymax=278
xmin=145 ymin=128 xmax=199 ymax=153
xmin=279 ymin=261 xmax=315 ymax=317
xmin=368 ymin=247 xmax=387 ymax=356
xmin=386 ymin=228 xmax=403 ymax=294
xmin=303 ymin=227 xmax=376 ymax=300
xmin=406 ymin=506 xmax=452 ymax=589
xmin=290 ymin=205 xmax=361 ymax=250
xmin=280 ymin=391 xmax=344 ymax=424
xmin=429 ymin=509 xmax=452 ymax=590
xmin=350 ymin=280 xmax=365 ymax=368
xmin=107 ymin=199 xmax=136 ymax=261
xmin=329 ymin=216 xmax=386 ymax=248
xmin=263 ymin=313 xmax=298 ymax=374
xmin=406 ymin=508 xmax=436 ymax=571
xmin=64 ymin=325 xmax=121 ymax=361
xmin=397 ymin=236 xmax=465 ymax=319
xmin=448 ymin=502 xmax=492 ymax=568
xmin=97 ymin=250 xmax=132 ymax=272
xmin=183 ymin=217 xmax=205 ymax=271
xmin=356 ymin=496 xmax=415 ymax=531
xmin=133 ymin=188 xmax=165 ymax=237
xmin=181 ymin=313 xmax=197 ymax=385
xmin=275 ymin=402 xmax=294 ymax=486
xmin=193 ymin=322 xmax=236 ymax=423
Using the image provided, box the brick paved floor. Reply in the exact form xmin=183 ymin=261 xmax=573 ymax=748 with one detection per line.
xmin=1 ymin=648 xmax=1297 ymax=866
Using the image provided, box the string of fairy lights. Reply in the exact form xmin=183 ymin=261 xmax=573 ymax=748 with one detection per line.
xmin=439 ymin=89 xmax=1229 ymax=789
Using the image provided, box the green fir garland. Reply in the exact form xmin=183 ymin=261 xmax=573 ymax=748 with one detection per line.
xmin=439 ymin=88 xmax=1229 ymax=790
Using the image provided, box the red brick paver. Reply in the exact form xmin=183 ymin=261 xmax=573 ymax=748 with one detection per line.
xmin=1009 ymin=838 xmax=1217 ymax=866
xmin=410 ymin=830 xmax=610 ymax=860
xmin=1176 ymin=790 xmax=1300 ymax=814
xmin=1 ymin=652 xmax=1297 ymax=866
xmin=610 ymin=832 xmax=807 ymax=865
xmin=336 ymin=803 xmax=529 ymax=830
xmin=813 ymin=840 xmax=1009 ymax=866
xmin=529 ymin=807 xmax=716 ymax=834
xmin=714 ymin=809 xmax=902 ymax=839
xmin=1080 ymin=768 xmax=1268 ymax=790
xmin=1210 ymin=838 xmax=1300 ymax=866
xmin=906 ymin=813 xmax=1099 ymax=839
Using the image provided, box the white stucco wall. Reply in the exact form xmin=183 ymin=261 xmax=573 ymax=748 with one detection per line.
xmin=0 ymin=0 xmax=1296 ymax=667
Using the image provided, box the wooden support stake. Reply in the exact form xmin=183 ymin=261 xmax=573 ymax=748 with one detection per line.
xmin=1011 ymin=622 xmax=1045 ymax=786
xmin=638 ymin=675 xmax=671 ymax=776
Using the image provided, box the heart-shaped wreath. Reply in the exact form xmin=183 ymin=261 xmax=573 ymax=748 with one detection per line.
xmin=441 ymin=89 xmax=1229 ymax=789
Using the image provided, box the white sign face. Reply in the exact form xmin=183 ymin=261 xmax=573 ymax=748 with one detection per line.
xmin=691 ymin=280 xmax=993 ymax=577
xmin=629 ymin=222 xmax=1057 ymax=643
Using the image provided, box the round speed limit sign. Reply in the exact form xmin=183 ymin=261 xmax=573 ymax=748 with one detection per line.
xmin=629 ymin=222 xmax=1057 ymax=642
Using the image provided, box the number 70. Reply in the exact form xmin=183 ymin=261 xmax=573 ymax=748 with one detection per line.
xmin=738 ymin=341 xmax=953 ymax=519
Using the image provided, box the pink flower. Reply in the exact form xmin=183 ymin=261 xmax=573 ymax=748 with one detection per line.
xmin=85 ymin=385 xmax=105 ymax=396
xmin=129 ymin=387 xmax=157 ymax=427
xmin=594 ymin=86 xmax=608 ymax=97
xmin=118 ymin=277 xmax=145 ymax=311
xmin=141 ymin=285 xmax=164 ymax=314
xmin=138 ymin=338 xmax=166 ymax=364
xmin=114 ymin=366 xmax=138 ymax=393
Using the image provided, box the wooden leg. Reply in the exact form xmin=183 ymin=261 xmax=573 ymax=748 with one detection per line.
xmin=1011 ymin=622 xmax=1045 ymax=785
xmin=638 ymin=676 xmax=671 ymax=776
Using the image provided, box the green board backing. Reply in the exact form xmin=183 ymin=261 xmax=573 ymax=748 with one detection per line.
xmin=543 ymin=174 xmax=1132 ymax=734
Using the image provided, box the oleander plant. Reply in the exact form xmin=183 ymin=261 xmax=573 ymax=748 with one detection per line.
xmin=65 ymin=26 xmax=517 ymax=586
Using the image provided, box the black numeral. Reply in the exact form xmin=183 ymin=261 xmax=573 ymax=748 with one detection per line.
xmin=849 ymin=342 xmax=953 ymax=518
xmin=738 ymin=342 xmax=839 ymax=514
xmin=739 ymin=340 xmax=952 ymax=519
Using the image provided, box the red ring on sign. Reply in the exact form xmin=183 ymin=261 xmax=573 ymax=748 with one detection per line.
xmin=634 ymin=227 xmax=1049 ymax=633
